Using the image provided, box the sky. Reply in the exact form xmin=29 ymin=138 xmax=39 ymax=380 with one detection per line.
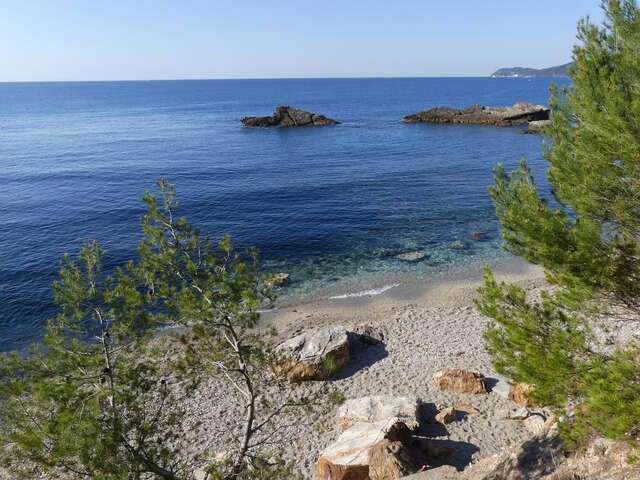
xmin=0 ymin=0 xmax=605 ymax=82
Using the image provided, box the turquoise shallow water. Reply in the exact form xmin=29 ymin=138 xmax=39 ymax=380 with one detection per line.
xmin=0 ymin=77 xmax=565 ymax=350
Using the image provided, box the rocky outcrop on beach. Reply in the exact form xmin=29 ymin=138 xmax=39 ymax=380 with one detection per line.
xmin=317 ymin=395 xmax=430 ymax=480
xmin=337 ymin=395 xmax=420 ymax=431
xmin=406 ymin=431 xmax=640 ymax=480
xmin=274 ymin=325 xmax=350 ymax=381
xmin=403 ymin=103 xmax=550 ymax=127
xmin=241 ymin=106 xmax=338 ymax=127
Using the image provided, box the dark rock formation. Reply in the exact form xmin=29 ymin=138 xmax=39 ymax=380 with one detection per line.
xmin=241 ymin=105 xmax=338 ymax=127
xmin=403 ymin=103 xmax=550 ymax=127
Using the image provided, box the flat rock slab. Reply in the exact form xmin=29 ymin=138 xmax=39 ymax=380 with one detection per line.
xmin=403 ymin=102 xmax=549 ymax=126
xmin=242 ymin=105 xmax=338 ymax=127
xmin=337 ymin=395 xmax=420 ymax=431
xmin=275 ymin=325 xmax=349 ymax=381
xmin=433 ymin=369 xmax=487 ymax=394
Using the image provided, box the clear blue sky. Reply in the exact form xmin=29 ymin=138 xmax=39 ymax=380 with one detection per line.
xmin=0 ymin=0 xmax=604 ymax=82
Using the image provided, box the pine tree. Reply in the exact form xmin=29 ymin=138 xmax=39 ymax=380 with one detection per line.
xmin=0 ymin=241 xmax=190 ymax=479
xmin=476 ymin=0 xmax=640 ymax=445
xmin=1 ymin=180 xmax=326 ymax=479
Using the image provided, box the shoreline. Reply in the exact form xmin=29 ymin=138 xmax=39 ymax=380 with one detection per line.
xmin=260 ymin=257 xmax=545 ymax=335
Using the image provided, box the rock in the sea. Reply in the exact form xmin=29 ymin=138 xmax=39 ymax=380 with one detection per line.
xmin=470 ymin=231 xmax=488 ymax=241
xmin=525 ymin=119 xmax=551 ymax=134
xmin=403 ymin=102 xmax=550 ymax=126
xmin=395 ymin=251 xmax=427 ymax=262
xmin=433 ymin=369 xmax=487 ymax=394
xmin=434 ymin=406 xmax=458 ymax=425
xmin=264 ymin=272 xmax=290 ymax=288
xmin=274 ymin=326 xmax=349 ymax=381
xmin=449 ymin=240 xmax=467 ymax=250
xmin=337 ymin=395 xmax=420 ymax=431
xmin=241 ymin=105 xmax=338 ymax=127
xmin=315 ymin=420 xmax=413 ymax=480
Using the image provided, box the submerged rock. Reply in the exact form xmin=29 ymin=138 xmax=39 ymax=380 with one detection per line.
xmin=274 ymin=325 xmax=349 ymax=381
xmin=403 ymin=102 xmax=549 ymax=127
xmin=241 ymin=105 xmax=338 ymax=127
xmin=395 ymin=251 xmax=427 ymax=262
xmin=449 ymin=240 xmax=467 ymax=250
xmin=264 ymin=272 xmax=290 ymax=288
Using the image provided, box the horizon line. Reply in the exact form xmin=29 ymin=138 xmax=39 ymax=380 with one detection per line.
xmin=0 ymin=74 xmax=523 ymax=84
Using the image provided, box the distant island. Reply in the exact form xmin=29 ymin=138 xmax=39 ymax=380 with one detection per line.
xmin=490 ymin=62 xmax=572 ymax=78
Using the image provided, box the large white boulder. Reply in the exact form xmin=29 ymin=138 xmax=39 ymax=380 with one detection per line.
xmin=337 ymin=395 xmax=420 ymax=431
xmin=316 ymin=419 xmax=412 ymax=480
xmin=274 ymin=325 xmax=350 ymax=381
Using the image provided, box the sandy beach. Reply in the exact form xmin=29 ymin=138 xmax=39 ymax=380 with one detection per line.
xmin=180 ymin=259 xmax=548 ymax=477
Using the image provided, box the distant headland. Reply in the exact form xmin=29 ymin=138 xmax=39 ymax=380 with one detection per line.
xmin=490 ymin=62 xmax=572 ymax=78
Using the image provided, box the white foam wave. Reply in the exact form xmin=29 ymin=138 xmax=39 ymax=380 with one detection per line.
xmin=329 ymin=283 xmax=400 ymax=300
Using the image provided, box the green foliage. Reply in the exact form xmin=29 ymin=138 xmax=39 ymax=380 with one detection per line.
xmin=1 ymin=180 xmax=321 ymax=479
xmin=477 ymin=270 xmax=590 ymax=409
xmin=477 ymin=0 xmax=640 ymax=445
xmin=562 ymin=348 xmax=640 ymax=446
xmin=0 ymin=242 xmax=187 ymax=479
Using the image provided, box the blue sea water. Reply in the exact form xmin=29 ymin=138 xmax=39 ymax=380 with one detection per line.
xmin=0 ymin=77 xmax=567 ymax=351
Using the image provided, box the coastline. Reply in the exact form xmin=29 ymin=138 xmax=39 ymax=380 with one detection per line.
xmin=181 ymin=259 xmax=547 ymax=477
xmin=260 ymin=257 xmax=544 ymax=335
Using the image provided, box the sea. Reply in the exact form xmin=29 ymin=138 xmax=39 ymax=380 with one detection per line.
xmin=0 ymin=77 xmax=568 ymax=351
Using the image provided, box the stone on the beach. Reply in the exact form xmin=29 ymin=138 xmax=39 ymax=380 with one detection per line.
xmin=403 ymin=102 xmax=550 ymax=126
xmin=274 ymin=325 xmax=349 ymax=381
xmin=315 ymin=420 xmax=411 ymax=480
xmin=489 ymin=375 xmax=512 ymax=400
xmin=337 ymin=395 xmax=419 ymax=431
xmin=435 ymin=406 xmax=458 ymax=425
xmin=509 ymin=382 xmax=537 ymax=407
xmin=453 ymin=402 xmax=480 ymax=416
xmin=395 ymin=251 xmax=427 ymax=262
xmin=433 ymin=369 xmax=487 ymax=394
xmin=368 ymin=440 xmax=421 ymax=480
xmin=352 ymin=323 xmax=385 ymax=345
xmin=242 ymin=105 xmax=338 ymax=127
xmin=523 ymin=414 xmax=547 ymax=435
xmin=264 ymin=272 xmax=290 ymax=288
xmin=503 ymin=406 xmax=531 ymax=421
